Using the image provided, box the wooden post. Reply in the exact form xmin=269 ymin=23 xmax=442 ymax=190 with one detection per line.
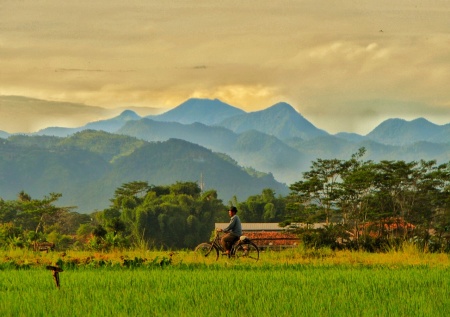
xmin=46 ymin=265 xmax=64 ymax=289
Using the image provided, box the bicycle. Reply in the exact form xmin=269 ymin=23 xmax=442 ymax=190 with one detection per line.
xmin=194 ymin=229 xmax=259 ymax=262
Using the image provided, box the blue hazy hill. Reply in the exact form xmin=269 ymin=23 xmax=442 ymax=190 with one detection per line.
xmin=366 ymin=118 xmax=443 ymax=146
xmin=148 ymin=98 xmax=245 ymax=125
xmin=217 ymin=102 xmax=328 ymax=140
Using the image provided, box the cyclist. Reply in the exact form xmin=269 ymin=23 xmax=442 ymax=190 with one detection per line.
xmin=218 ymin=206 xmax=242 ymax=256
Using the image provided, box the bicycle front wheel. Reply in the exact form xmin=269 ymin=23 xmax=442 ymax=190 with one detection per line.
xmin=194 ymin=243 xmax=219 ymax=261
xmin=234 ymin=242 xmax=259 ymax=262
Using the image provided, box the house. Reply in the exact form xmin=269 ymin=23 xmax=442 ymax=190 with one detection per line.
xmin=215 ymin=222 xmax=287 ymax=232
xmin=215 ymin=222 xmax=301 ymax=249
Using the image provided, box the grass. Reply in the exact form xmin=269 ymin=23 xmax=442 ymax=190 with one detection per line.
xmin=1 ymin=243 xmax=449 ymax=269
xmin=1 ymin=247 xmax=449 ymax=316
xmin=1 ymin=265 xmax=449 ymax=316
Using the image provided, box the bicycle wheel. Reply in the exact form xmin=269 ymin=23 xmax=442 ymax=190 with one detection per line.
xmin=234 ymin=242 xmax=259 ymax=262
xmin=194 ymin=243 xmax=219 ymax=261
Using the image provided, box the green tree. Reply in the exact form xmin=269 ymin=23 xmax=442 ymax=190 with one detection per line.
xmin=13 ymin=192 xmax=69 ymax=234
xmin=237 ymin=188 xmax=284 ymax=223
xmin=0 ymin=191 xmax=73 ymax=249
xmin=99 ymin=181 xmax=224 ymax=249
xmin=289 ymin=158 xmax=344 ymax=224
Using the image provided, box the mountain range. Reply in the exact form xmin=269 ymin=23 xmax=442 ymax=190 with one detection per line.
xmin=31 ymin=97 xmax=450 ymax=177
xmin=1 ymin=96 xmax=449 ymax=212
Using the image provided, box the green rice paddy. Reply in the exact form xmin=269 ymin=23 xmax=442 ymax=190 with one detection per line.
xmin=1 ymin=249 xmax=449 ymax=316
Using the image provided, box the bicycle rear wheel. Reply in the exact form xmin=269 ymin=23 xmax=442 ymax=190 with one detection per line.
xmin=194 ymin=243 xmax=219 ymax=261
xmin=234 ymin=242 xmax=259 ymax=262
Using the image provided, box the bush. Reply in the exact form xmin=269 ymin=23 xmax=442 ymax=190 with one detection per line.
xmin=297 ymin=224 xmax=350 ymax=250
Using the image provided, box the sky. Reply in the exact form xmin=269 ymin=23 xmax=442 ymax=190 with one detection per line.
xmin=1 ymin=0 xmax=450 ymax=134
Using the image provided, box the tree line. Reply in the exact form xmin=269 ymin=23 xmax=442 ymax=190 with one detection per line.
xmin=287 ymin=148 xmax=450 ymax=251
xmin=1 ymin=148 xmax=449 ymax=252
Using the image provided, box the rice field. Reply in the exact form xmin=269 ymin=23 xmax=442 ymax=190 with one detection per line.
xmin=1 ymin=248 xmax=449 ymax=316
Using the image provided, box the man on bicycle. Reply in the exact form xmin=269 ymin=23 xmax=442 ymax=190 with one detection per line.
xmin=218 ymin=206 xmax=242 ymax=256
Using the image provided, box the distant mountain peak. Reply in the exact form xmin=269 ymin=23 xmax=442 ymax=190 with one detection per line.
xmin=218 ymin=101 xmax=327 ymax=140
xmin=176 ymin=98 xmax=238 ymax=109
xmin=118 ymin=110 xmax=141 ymax=120
xmin=260 ymin=102 xmax=300 ymax=116
xmin=410 ymin=117 xmax=434 ymax=124
xmin=367 ymin=117 xmax=441 ymax=145
xmin=151 ymin=98 xmax=245 ymax=125
xmin=373 ymin=117 xmax=438 ymax=130
xmin=184 ymin=97 xmax=220 ymax=103
xmin=269 ymin=102 xmax=295 ymax=109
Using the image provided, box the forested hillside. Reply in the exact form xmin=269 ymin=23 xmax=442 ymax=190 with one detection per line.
xmin=0 ymin=130 xmax=288 ymax=212
xmin=118 ymin=119 xmax=306 ymax=183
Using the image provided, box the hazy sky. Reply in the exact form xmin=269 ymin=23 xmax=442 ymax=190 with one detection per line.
xmin=1 ymin=0 xmax=450 ymax=134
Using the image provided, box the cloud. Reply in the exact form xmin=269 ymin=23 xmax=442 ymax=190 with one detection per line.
xmin=54 ymin=68 xmax=106 ymax=73
xmin=1 ymin=1 xmax=450 ymax=134
xmin=189 ymin=85 xmax=279 ymax=110
xmin=53 ymin=68 xmax=136 ymax=73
